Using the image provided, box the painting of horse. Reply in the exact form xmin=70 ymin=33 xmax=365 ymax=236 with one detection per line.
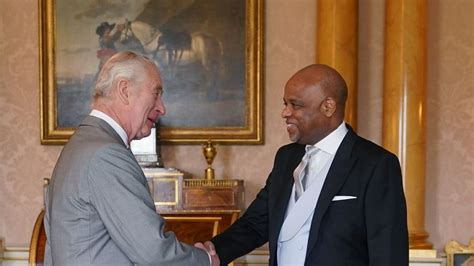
xmin=118 ymin=20 xmax=224 ymax=101
xmin=42 ymin=0 xmax=263 ymax=144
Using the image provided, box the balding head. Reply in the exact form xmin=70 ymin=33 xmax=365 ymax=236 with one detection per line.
xmin=292 ymin=64 xmax=348 ymax=119
xmin=282 ymin=64 xmax=348 ymax=145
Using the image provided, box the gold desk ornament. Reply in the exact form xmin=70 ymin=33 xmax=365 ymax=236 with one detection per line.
xmin=203 ymin=140 xmax=217 ymax=180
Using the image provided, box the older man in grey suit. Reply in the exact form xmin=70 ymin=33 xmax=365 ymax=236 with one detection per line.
xmin=44 ymin=51 xmax=218 ymax=265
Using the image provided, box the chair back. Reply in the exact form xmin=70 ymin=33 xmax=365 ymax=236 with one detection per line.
xmin=28 ymin=209 xmax=46 ymax=266
xmin=28 ymin=178 xmax=49 ymax=266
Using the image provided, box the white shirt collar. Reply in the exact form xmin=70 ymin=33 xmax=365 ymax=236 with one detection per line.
xmin=307 ymin=122 xmax=348 ymax=155
xmin=90 ymin=109 xmax=129 ymax=148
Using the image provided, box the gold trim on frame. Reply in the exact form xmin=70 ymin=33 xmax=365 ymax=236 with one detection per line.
xmin=153 ymin=178 xmax=179 ymax=206
xmin=39 ymin=0 xmax=264 ymax=145
xmin=184 ymin=179 xmax=243 ymax=188
xmin=445 ymin=238 xmax=474 ymax=266
xmin=159 ymin=209 xmax=240 ymax=214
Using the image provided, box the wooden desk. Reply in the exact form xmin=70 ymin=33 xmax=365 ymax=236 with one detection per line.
xmin=30 ymin=171 xmax=244 ymax=265
xmin=162 ymin=210 xmax=240 ymax=244
xmin=29 ymin=209 xmax=240 ymax=266
xmin=144 ymin=168 xmax=245 ymax=245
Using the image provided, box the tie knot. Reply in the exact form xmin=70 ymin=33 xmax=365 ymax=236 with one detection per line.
xmin=303 ymin=146 xmax=319 ymax=160
xmin=293 ymin=146 xmax=319 ymax=200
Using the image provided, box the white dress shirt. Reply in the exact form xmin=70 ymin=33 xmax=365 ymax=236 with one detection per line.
xmin=305 ymin=121 xmax=348 ymax=189
xmin=277 ymin=122 xmax=348 ymax=265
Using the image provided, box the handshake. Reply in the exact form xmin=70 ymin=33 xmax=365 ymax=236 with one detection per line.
xmin=194 ymin=241 xmax=220 ymax=266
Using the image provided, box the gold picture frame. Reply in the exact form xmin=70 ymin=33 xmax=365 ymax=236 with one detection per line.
xmin=445 ymin=238 xmax=474 ymax=266
xmin=39 ymin=0 xmax=264 ymax=144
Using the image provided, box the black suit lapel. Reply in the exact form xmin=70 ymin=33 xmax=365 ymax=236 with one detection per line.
xmin=269 ymin=144 xmax=305 ymax=261
xmin=305 ymin=128 xmax=358 ymax=259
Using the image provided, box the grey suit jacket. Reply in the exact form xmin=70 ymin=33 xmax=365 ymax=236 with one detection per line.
xmin=44 ymin=116 xmax=209 ymax=265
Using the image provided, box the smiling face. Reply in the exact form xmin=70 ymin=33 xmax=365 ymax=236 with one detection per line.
xmin=281 ymin=65 xmax=345 ymax=145
xmin=127 ymin=66 xmax=166 ymax=141
xmin=282 ymin=77 xmax=328 ymax=145
xmin=92 ymin=51 xmax=168 ymax=143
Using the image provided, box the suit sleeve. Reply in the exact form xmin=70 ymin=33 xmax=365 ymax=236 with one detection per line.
xmin=211 ymin=173 xmax=272 ymax=265
xmin=87 ymin=144 xmax=209 ymax=266
xmin=365 ymin=153 xmax=409 ymax=265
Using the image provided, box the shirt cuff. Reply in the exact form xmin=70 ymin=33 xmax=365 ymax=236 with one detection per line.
xmin=205 ymin=249 xmax=212 ymax=265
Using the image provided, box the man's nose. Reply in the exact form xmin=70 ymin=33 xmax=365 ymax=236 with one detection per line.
xmin=156 ymin=98 xmax=166 ymax=116
xmin=281 ymin=106 xmax=291 ymax=118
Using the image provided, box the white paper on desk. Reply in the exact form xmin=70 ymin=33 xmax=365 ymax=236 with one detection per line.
xmin=130 ymin=127 xmax=156 ymax=155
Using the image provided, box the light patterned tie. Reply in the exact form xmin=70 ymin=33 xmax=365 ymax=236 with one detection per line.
xmin=293 ymin=146 xmax=319 ymax=200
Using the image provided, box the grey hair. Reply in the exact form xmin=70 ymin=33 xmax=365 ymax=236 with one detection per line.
xmin=93 ymin=51 xmax=158 ymax=101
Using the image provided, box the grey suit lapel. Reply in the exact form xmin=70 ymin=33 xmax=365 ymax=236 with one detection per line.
xmin=305 ymin=127 xmax=358 ymax=259
xmin=79 ymin=115 xmax=150 ymax=193
xmin=80 ymin=115 xmax=127 ymax=148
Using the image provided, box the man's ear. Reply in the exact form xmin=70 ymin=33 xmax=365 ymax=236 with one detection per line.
xmin=117 ymin=79 xmax=130 ymax=105
xmin=321 ymin=97 xmax=337 ymax=117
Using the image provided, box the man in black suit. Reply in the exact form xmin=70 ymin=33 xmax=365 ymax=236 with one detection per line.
xmin=204 ymin=64 xmax=408 ymax=265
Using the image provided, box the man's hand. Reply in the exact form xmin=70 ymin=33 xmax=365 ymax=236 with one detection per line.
xmin=195 ymin=241 xmax=220 ymax=266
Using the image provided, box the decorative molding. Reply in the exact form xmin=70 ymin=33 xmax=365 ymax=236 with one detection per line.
xmin=0 ymin=245 xmax=447 ymax=266
xmin=410 ymin=249 xmax=438 ymax=258
xmin=232 ymin=248 xmax=446 ymax=265
xmin=0 ymin=246 xmax=29 ymax=266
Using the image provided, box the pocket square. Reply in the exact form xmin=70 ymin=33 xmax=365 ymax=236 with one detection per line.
xmin=332 ymin=195 xmax=357 ymax=201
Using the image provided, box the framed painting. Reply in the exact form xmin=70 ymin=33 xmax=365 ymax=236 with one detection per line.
xmin=39 ymin=0 xmax=264 ymax=144
xmin=445 ymin=238 xmax=474 ymax=266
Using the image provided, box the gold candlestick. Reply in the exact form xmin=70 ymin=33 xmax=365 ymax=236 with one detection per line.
xmin=203 ymin=140 xmax=217 ymax=180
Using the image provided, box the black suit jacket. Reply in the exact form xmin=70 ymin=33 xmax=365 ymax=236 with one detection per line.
xmin=212 ymin=126 xmax=408 ymax=265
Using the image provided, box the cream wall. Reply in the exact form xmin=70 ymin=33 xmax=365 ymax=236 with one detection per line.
xmin=0 ymin=0 xmax=472 ymax=251
xmin=424 ymin=0 xmax=474 ymax=249
xmin=357 ymin=0 xmax=474 ymax=249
